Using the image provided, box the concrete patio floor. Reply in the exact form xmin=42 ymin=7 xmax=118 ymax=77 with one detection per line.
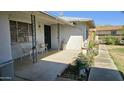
xmin=88 ymin=44 xmax=123 ymax=81
xmin=14 ymin=50 xmax=80 ymax=81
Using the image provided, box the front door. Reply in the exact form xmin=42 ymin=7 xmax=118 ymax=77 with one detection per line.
xmin=44 ymin=25 xmax=51 ymax=49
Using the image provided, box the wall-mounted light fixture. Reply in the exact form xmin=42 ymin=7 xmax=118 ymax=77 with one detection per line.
xmin=39 ymin=25 xmax=41 ymax=28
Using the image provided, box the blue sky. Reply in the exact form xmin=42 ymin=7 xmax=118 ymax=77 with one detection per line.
xmin=48 ymin=11 xmax=124 ymax=26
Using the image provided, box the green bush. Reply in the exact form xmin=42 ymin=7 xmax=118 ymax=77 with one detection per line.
xmin=75 ymin=53 xmax=92 ymax=70
xmin=105 ymin=36 xmax=120 ymax=45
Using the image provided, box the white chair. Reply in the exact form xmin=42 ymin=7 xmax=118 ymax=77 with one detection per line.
xmin=44 ymin=43 xmax=48 ymax=52
xmin=38 ymin=43 xmax=48 ymax=54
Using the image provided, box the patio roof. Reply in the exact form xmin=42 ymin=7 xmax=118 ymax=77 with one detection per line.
xmin=3 ymin=11 xmax=94 ymax=27
xmin=59 ymin=16 xmax=95 ymax=28
xmin=39 ymin=12 xmax=73 ymax=26
xmin=3 ymin=11 xmax=73 ymax=26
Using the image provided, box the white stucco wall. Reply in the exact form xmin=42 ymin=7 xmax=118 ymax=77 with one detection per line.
xmin=36 ymin=17 xmax=45 ymax=43
xmin=0 ymin=14 xmax=14 ymax=79
xmin=8 ymin=12 xmax=31 ymax=23
xmin=60 ymin=24 xmax=84 ymax=50
xmin=0 ymin=14 xmax=12 ymax=63
xmin=65 ymin=36 xmax=83 ymax=50
xmin=51 ymin=23 xmax=87 ymax=50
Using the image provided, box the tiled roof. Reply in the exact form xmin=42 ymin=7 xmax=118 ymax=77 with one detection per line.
xmin=96 ymin=26 xmax=124 ymax=31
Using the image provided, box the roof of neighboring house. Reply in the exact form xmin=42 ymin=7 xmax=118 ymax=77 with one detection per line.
xmin=59 ymin=16 xmax=95 ymax=28
xmin=96 ymin=25 xmax=124 ymax=31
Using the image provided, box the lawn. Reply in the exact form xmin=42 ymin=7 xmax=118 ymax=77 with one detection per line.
xmin=107 ymin=45 xmax=124 ymax=78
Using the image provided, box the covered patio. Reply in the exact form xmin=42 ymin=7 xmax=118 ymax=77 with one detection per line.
xmin=0 ymin=11 xmax=92 ymax=80
xmin=7 ymin=11 xmax=78 ymax=80
xmin=9 ymin=11 xmax=73 ymax=64
xmin=14 ymin=50 xmax=80 ymax=81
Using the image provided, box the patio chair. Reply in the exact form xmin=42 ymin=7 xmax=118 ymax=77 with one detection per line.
xmin=41 ymin=43 xmax=48 ymax=54
xmin=45 ymin=43 xmax=48 ymax=52
xmin=37 ymin=43 xmax=48 ymax=54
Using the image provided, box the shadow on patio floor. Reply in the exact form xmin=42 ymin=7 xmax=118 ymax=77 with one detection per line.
xmin=88 ymin=67 xmax=123 ymax=81
xmin=14 ymin=50 xmax=80 ymax=81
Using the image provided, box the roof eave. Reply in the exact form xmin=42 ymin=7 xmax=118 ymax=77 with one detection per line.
xmin=79 ymin=20 xmax=95 ymax=28
xmin=38 ymin=11 xmax=73 ymax=26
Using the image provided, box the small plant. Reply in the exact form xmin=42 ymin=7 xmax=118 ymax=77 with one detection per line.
xmin=75 ymin=53 xmax=91 ymax=68
xmin=88 ymin=41 xmax=95 ymax=49
xmin=74 ymin=53 xmax=91 ymax=80
xmin=61 ymin=51 xmax=97 ymax=81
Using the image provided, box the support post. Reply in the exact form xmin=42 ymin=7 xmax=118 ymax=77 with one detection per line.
xmin=31 ymin=14 xmax=37 ymax=64
xmin=57 ymin=23 xmax=60 ymax=51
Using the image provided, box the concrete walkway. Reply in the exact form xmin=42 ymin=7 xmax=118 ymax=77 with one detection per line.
xmin=88 ymin=44 xmax=123 ymax=81
xmin=15 ymin=50 xmax=80 ymax=81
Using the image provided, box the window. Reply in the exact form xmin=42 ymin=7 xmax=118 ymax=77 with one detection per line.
xmin=10 ymin=20 xmax=32 ymax=43
xmin=18 ymin=22 xmax=28 ymax=42
xmin=111 ymin=31 xmax=117 ymax=35
xmin=10 ymin=21 xmax=17 ymax=42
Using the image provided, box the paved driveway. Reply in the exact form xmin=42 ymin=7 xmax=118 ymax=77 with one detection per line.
xmin=15 ymin=50 xmax=80 ymax=81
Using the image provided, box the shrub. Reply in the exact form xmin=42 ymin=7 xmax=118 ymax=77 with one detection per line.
xmin=75 ymin=53 xmax=93 ymax=70
xmin=105 ymin=36 xmax=115 ymax=45
xmin=104 ymin=36 xmax=120 ymax=45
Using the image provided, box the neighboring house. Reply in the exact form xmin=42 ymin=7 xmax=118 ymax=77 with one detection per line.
xmin=0 ymin=11 xmax=95 ymax=80
xmin=96 ymin=25 xmax=124 ymax=36
xmin=95 ymin=26 xmax=124 ymax=43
